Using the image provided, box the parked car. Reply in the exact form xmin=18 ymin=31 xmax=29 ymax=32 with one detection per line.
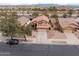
xmin=6 ymin=39 xmax=19 ymax=45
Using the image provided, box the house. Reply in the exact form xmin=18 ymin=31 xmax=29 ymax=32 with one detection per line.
xmin=31 ymin=15 xmax=51 ymax=30
xmin=58 ymin=18 xmax=77 ymax=33
xmin=17 ymin=15 xmax=31 ymax=26
xmin=74 ymin=18 xmax=79 ymax=29
xmin=75 ymin=18 xmax=79 ymax=22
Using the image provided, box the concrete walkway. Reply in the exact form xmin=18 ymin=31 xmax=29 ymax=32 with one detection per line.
xmin=64 ymin=32 xmax=79 ymax=45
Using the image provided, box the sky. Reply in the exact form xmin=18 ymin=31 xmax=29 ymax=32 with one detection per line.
xmin=0 ymin=0 xmax=79 ymax=5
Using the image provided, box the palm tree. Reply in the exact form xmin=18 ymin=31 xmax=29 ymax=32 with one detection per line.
xmin=77 ymin=10 xmax=79 ymax=17
xmin=68 ymin=9 xmax=73 ymax=17
xmin=55 ymin=18 xmax=63 ymax=32
xmin=52 ymin=14 xmax=63 ymax=32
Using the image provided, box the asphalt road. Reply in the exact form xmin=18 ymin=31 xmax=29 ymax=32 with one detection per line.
xmin=0 ymin=42 xmax=79 ymax=56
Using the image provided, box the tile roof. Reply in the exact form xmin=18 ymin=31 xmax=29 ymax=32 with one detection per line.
xmin=58 ymin=18 xmax=76 ymax=28
xmin=31 ymin=15 xmax=49 ymax=23
xmin=75 ymin=18 xmax=79 ymax=22
xmin=31 ymin=15 xmax=51 ymax=29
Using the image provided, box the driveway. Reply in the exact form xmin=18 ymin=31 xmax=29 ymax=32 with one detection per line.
xmin=33 ymin=30 xmax=49 ymax=44
xmin=64 ymin=32 xmax=79 ymax=45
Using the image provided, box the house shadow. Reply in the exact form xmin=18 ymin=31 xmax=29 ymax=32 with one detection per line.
xmin=0 ymin=42 xmax=79 ymax=56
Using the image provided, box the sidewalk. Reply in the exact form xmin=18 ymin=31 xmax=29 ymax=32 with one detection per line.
xmin=64 ymin=32 xmax=79 ymax=45
xmin=0 ymin=33 xmax=79 ymax=45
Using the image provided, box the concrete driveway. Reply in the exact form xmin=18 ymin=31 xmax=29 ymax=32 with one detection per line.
xmin=64 ymin=32 xmax=79 ymax=45
xmin=33 ymin=30 xmax=49 ymax=44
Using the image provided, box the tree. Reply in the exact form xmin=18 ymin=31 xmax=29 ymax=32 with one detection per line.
xmin=50 ymin=6 xmax=58 ymax=18
xmin=54 ymin=18 xmax=63 ymax=32
xmin=48 ymin=6 xmax=53 ymax=11
xmin=68 ymin=9 xmax=73 ymax=17
xmin=51 ymin=14 xmax=63 ymax=32
xmin=52 ymin=6 xmax=57 ymax=11
xmin=77 ymin=10 xmax=79 ymax=17
xmin=51 ymin=14 xmax=58 ymax=18
xmin=31 ymin=23 xmax=37 ymax=30
xmin=43 ymin=13 xmax=49 ymax=17
xmin=62 ymin=13 xmax=67 ymax=18
xmin=32 ymin=8 xmax=41 ymax=11
xmin=51 ymin=10 xmax=62 ymax=32
xmin=32 ymin=12 xmax=39 ymax=18
xmin=0 ymin=12 xmax=19 ymax=40
xmin=17 ymin=24 xmax=32 ymax=41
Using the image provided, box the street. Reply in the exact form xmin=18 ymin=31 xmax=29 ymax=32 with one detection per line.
xmin=0 ymin=42 xmax=79 ymax=56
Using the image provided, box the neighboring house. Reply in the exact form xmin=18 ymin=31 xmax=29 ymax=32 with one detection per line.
xmin=74 ymin=18 xmax=79 ymax=29
xmin=31 ymin=15 xmax=51 ymax=30
xmin=75 ymin=18 xmax=79 ymax=23
xmin=17 ymin=11 xmax=32 ymax=16
xmin=17 ymin=15 xmax=31 ymax=26
xmin=58 ymin=18 xmax=77 ymax=33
